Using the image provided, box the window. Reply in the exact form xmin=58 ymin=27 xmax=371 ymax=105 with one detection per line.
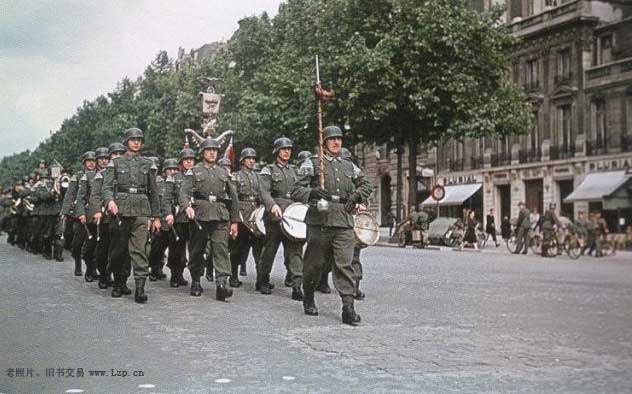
xmin=558 ymin=105 xmax=572 ymax=149
xmin=595 ymin=100 xmax=607 ymax=147
xmin=525 ymin=59 xmax=539 ymax=89
xmin=527 ymin=0 xmax=535 ymax=16
xmin=557 ymin=48 xmax=571 ymax=80
xmin=530 ymin=111 xmax=540 ymax=154
xmin=598 ymin=35 xmax=613 ymax=65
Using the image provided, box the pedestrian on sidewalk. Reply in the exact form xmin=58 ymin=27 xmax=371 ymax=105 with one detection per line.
xmin=461 ymin=209 xmax=479 ymax=251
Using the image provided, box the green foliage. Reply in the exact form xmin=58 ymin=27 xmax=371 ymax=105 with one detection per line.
xmin=1 ymin=0 xmax=531 ymax=192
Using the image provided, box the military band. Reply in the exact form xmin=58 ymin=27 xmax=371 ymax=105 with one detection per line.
xmin=1 ymin=124 xmax=381 ymax=326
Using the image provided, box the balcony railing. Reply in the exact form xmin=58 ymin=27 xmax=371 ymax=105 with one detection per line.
xmin=470 ymin=156 xmax=484 ymax=170
xmin=448 ymin=159 xmax=465 ymax=172
xmin=490 ymin=152 xmax=511 ymax=167
xmin=550 ymin=144 xmax=575 ymax=160
xmin=518 ymin=148 xmax=542 ymax=164
xmin=586 ymin=138 xmax=608 ymax=156
xmin=622 ymin=135 xmax=632 ymax=153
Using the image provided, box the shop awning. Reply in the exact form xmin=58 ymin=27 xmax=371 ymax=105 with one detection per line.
xmin=564 ymin=170 xmax=631 ymax=202
xmin=420 ymin=183 xmax=482 ymax=207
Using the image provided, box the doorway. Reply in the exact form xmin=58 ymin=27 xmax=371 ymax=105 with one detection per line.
xmin=498 ymin=184 xmax=511 ymax=220
xmin=525 ymin=179 xmax=543 ymax=216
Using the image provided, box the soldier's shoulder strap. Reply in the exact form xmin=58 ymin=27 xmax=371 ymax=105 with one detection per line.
xmin=165 ymin=175 xmax=175 ymax=183
xmin=259 ymin=165 xmax=273 ymax=176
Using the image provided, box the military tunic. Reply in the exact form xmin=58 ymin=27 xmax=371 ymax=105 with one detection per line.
xmin=541 ymin=209 xmax=561 ymax=257
xmin=76 ymin=170 xmax=99 ymax=276
xmin=514 ymin=207 xmax=531 ymax=254
xmin=31 ymin=178 xmax=61 ymax=257
xmin=229 ymin=168 xmax=263 ymax=282
xmin=62 ymin=171 xmax=87 ymax=272
xmin=292 ymin=153 xmax=374 ymax=306
xmin=103 ymin=153 xmax=160 ymax=281
xmin=148 ymin=175 xmax=173 ymax=278
xmin=167 ymin=171 xmax=190 ymax=280
xmin=258 ymin=162 xmax=304 ymax=289
xmin=178 ymin=162 xmax=240 ymax=283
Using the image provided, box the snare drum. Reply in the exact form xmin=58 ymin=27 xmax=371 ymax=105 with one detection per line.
xmin=247 ymin=206 xmax=266 ymax=238
xmin=281 ymin=202 xmax=309 ymax=241
xmin=353 ymin=212 xmax=380 ymax=247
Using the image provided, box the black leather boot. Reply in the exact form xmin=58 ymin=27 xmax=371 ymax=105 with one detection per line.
xmin=291 ymin=286 xmax=304 ymax=301
xmin=216 ymin=281 xmax=233 ymax=302
xmin=190 ymin=279 xmax=203 ymax=296
xmin=98 ymin=272 xmax=109 ymax=289
xmin=239 ymin=263 xmax=247 ymax=276
xmin=176 ymin=272 xmax=188 ymax=286
xmin=74 ymin=258 xmax=82 ymax=276
xmin=303 ymin=290 xmax=318 ymax=316
xmin=148 ymin=270 xmax=159 ymax=282
xmin=354 ymin=279 xmax=365 ymax=300
xmin=111 ymin=277 xmax=123 ymax=298
xmin=205 ymin=268 xmax=214 ymax=282
xmin=229 ymin=276 xmax=242 ymax=288
xmin=134 ymin=278 xmax=148 ymax=303
xmin=284 ymin=271 xmax=293 ymax=287
xmin=121 ymin=278 xmax=132 ymax=295
xmin=317 ymin=273 xmax=331 ymax=293
xmin=342 ymin=305 xmax=361 ymax=326
xmin=170 ymin=274 xmax=179 ymax=288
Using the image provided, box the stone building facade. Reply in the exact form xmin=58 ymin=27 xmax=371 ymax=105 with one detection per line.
xmin=361 ymin=0 xmax=632 ymax=230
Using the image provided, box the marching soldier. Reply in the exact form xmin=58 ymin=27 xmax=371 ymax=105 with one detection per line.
xmin=29 ymin=169 xmax=47 ymax=255
xmin=513 ymin=201 xmax=531 ymax=255
xmin=75 ymin=148 xmax=109 ymax=282
xmin=229 ymin=147 xmax=262 ymax=288
xmin=75 ymin=147 xmax=109 ymax=282
xmin=14 ymin=176 xmax=31 ymax=249
xmin=88 ymin=144 xmax=119 ymax=288
xmin=178 ymin=138 xmax=240 ymax=301
xmin=103 ymin=128 xmax=161 ymax=303
xmin=62 ymin=152 xmax=95 ymax=276
xmin=166 ymin=147 xmax=196 ymax=288
xmin=541 ymin=203 xmax=562 ymax=257
xmin=32 ymin=168 xmax=63 ymax=260
xmin=258 ymin=137 xmax=304 ymax=300
xmin=291 ymin=125 xmax=374 ymax=325
xmin=149 ymin=159 xmax=178 ymax=282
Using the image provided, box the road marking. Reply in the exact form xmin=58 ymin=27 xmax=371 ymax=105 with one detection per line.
xmin=138 ymin=384 xmax=156 ymax=388
xmin=65 ymin=390 xmax=84 ymax=393
xmin=215 ymin=378 xmax=231 ymax=383
xmin=282 ymin=376 xmax=296 ymax=381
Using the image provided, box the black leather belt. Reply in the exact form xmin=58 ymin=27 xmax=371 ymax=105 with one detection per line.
xmin=329 ymin=195 xmax=348 ymax=203
xmin=117 ymin=186 xmax=146 ymax=194
xmin=239 ymin=195 xmax=258 ymax=202
xmin=194 ymin=193 xmax=229 ymax=203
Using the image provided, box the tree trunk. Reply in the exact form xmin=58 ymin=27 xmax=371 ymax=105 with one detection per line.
xmin=407 ymin=137 xmax=418 ymax=215
xmin=396 ymin=145 xmax=404 ymax=223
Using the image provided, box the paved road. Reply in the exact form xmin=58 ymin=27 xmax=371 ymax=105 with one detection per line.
xmin=1 ymin=236 xmax=631 ymax=393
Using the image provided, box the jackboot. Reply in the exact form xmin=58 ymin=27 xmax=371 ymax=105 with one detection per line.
xmin=121 ymin=278 xmax=132 ymax=295
xmin=354 ymin=279 xmax=365 ymax=300
xmin=205 ymin=268 xmax=214 ymax=282
xmin=216 ymin=280 xmax=233 ymax=302
xmin=291 ymin=286 xmax=304 ymax=301
xmin=111 ymin=276 xmax=123 ymax=298
xmin=74 ymin=258 xmax=82 ymax=276
xmin=134 ymin=278 xmax=148 ymax=304
xmin=303 ymin=290 xmax=318 ymax=316
xmin=98 ymin=272 xmax=109 ymax=289
xmin=190 ymin=279 xmax=203 ymax=297
xmin=229 ymin=276 xmax=242 ymax=288
xmin=342 ymin=304 xmax=361 ymax=326
xmin=284 ymin=271 xmax=293 ymax=287
xmin=239 ymin=262 xmax=247 ymax=276
xmin=317 ymin=273 xmax=331 ymax=293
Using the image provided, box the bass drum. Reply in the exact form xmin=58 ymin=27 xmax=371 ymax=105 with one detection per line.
xmin=354 ymin=212 xmax=380 ymax=247
xmin=247 ymin=206 xmax=266 ymax=238
xmin=281 ymin=203 xmax=309 ymax=242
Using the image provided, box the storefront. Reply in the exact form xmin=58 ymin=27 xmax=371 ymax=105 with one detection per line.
xmin=420 ymin=183 xmax=483 ymax=221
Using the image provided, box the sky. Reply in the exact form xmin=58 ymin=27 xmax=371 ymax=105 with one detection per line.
xmin=0 ymin=0 xmax=283 ymax=159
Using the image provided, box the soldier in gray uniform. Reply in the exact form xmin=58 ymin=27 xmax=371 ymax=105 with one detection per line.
xmin=149 ymin=159 xmax=178 ymax=281
xmin=76 ymin=148 xmax=110 ymax=282
xmin=258 ymin=137 xmax=304 ymax=301
xmin=62 ymin=152 xmax=96 ymax=276
xmin=166 ymin=147 xmax=196 ymax=288
xmin=31 ymin=168 xmax=62 ymax=260
xmin=103 ymin=128 xmax=161 ymax=303
xmin=179 ymin=138 xmax=240 ymax=301
xmin=513 ymin=201 xmax=531 ymax=255
xmin=229 ymin=147 xmax=262 ymax=288
xmin=292 ymin=126 xmax=374 ymax=325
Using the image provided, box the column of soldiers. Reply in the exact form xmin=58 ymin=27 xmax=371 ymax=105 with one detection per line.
xmin=1 ymin=125 xmax=375 ymax=325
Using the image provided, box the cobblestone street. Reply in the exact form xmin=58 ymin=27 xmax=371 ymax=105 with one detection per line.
xmin=1 ymin=237 xmax=631 ymax=393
